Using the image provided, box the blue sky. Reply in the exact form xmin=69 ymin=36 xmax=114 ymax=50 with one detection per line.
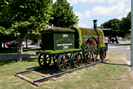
xmin=53 ymin=0 xmax=131 ymax=28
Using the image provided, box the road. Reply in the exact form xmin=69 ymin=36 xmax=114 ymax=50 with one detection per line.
xmin=2 ymin=41 xmax=41 ymax=49
xmin=107 ymin=40 xmax=133 ymax=75
xmin=107 ymin=41 xmax=131 ymax=63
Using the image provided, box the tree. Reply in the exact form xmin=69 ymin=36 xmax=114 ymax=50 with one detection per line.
xmin=0 ymin=1 xmax=14 ymax=49
xmin=4 ymin=0 xmax=52 ymax=61
xmin=103 ymin=19 xmax=121 ymax=43
xmin=120 ymin=12 xmax=131 ymax=36
xmin=49 ymin=0 xmax=79 ymax=27
xmin=29 ymin=34 xmax=41 ymax=43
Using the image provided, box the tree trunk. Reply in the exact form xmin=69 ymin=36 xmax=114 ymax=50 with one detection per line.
xmin=58 ymin=20 xmax=60 ymax=27
xmin=3 ymin=38 xmax=5 ymax=49
xmin=115 ymin=36 xmax=119 ymax=43
xmin=108 ymin=36 xmax=111 ymax=43
xmin=17 ymin=35 xmax=23 ymax=62
xmin=0 ymin=39 xmax=2 ymax=49
xmin=26 ymin=36 xmax=28 ymax=49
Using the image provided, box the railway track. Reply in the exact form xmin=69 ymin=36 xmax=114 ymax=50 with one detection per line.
xmin=15 ymin=59 xmax=109 ymax=87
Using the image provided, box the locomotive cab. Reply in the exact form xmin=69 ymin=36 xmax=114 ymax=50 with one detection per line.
xmin=40 ymin=27 xmax=76 ymax=50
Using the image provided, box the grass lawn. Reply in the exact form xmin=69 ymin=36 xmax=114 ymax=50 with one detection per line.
xmin=0 ymin=48 xmax=37 ymax=55
xmin=0 ymin=51 xmax=133 ymax=89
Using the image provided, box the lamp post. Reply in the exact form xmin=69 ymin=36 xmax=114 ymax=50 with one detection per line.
xmin=131 ymin=0 xmax=133 ymax=67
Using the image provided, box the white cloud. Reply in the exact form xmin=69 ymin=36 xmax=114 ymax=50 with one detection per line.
xmin=81 ymin=0 xmax=105 ymax=3
xmin=67 ymin=0 xmax=72 ymax=6
xmin=75 ymin=12 xmax=83 ymax=19
xmin=78 ymin=23 xmax=87 ymax=27
xmin=53 ymin=0 xmax=56 ymax=3
xmin=124 ymin=14 xmax=127 ymax=17
xmin=118 ymin=16 xmax=122 ymax=20
xmin=84 ymin=10 xmax=91 ymax=18
xmin=92 ymin=2 xmax=126 ymax=16
xmin=75 ymin=10 xmax=91 ymax=19
xmin=53 ymin=0 xmax=72 ymax=6
xmin=71 ymin=0 xmax=79 ymax=4
xmin=70 ymin=0 xmax=105 ymax=4
xmin=108 ymin=0 xmax=128 ymax=3
xmin=126 ymin=7 xmax=131 ymax=13
xmin=118 ymin=14 xmax=127 ymax=20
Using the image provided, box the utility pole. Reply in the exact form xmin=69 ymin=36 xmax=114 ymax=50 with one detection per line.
xmin=131 ymin=0 xmax=133 ymax=67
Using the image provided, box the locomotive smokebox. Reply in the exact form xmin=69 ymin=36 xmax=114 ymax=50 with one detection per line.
xmin=93 ymin=20 xmax=97 ymax=30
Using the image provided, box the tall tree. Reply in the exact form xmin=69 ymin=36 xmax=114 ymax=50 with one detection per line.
xmin=103 ymin=19 xmax=121 ymax=43
xmin=120 ymin=12 xmax=131 ymax=36
xmin=49 ymin=0 xmax=79 ymax=27
xmin=0 ymin=1 xmax=14 ymax=49
xmin=4 ymin=0 xmax=52 ymax=61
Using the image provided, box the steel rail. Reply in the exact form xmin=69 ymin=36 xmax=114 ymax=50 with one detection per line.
xmin=34 ymin=59 xmax=109 ymax=82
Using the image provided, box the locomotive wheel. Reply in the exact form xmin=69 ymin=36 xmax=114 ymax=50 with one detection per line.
xmin=100 ymin=48 xmax=106 ymax=60
xmin=72 ymin=52 xmax=83 ymax=68
xmin=57 ymin=54 xmax=71 ymax=72
xmin=38 ymin=54 xmax=51 ymax=68
xmin=85 ymin=46 xmax=98 ymax=63
xmin=53 ymin=55 xmax=59 ymax=65
xmin=82 ymin=35 xmax=99 ymax=63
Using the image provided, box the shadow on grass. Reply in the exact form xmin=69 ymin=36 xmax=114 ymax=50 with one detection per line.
xmin=0 ymin=48 xmax=17 ymax=54
xmin=0 ymin=48 xmax=39 ymax=55
xmin=26 ymin=65 xmax=60 ymax=75
xmin=25 ymin=59 xmax=100 ymax=76
xmin=0 ymin=57 xmax=38 ymax=66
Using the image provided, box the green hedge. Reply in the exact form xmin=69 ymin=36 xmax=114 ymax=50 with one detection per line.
xmin=97 ymin=28 xmax=106 ymax=47
xmin=80 ymin=28 xmax=103 ymax=36
xmin=69 ymin=25 xmax=82 ymax=48
xmin=80 ymin=28 xmax=106 ymax=47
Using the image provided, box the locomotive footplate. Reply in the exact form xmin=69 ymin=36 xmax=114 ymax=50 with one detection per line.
xmin=15 ymin=58 xmax=109 ymax=87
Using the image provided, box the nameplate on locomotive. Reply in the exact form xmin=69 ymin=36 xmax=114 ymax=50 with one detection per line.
xmin=55 ymin=34 xmax=75 ymax=50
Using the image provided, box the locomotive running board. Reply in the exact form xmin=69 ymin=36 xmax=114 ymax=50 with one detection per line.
xmin=15 ymin=59 xmax=109 ymax=87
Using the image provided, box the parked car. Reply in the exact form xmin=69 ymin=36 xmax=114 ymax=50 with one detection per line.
xmin=6 ymin=41 xmax=18 ymax=48
xmin=117 ymin=37 xmax=122 ymax=40
xmin=30 ymin=42 xmax=37 ymax=45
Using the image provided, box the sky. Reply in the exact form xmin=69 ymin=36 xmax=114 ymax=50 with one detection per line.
xmin=53 ymin=0 xmax=131 ymax=29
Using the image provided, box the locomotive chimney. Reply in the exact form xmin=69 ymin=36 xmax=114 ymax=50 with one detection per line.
xmin=93 ymin=20 xmax=97 ymax=30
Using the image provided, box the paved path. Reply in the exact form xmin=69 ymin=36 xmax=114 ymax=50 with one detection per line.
xmin=108 ymin=45 xmax=131 ymax=62
xmin=107 ymin=41 xmax=133 ymax=76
